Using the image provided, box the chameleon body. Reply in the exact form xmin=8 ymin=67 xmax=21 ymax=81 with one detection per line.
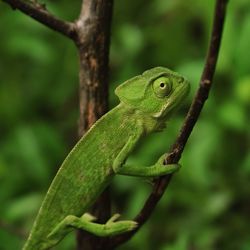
xmin=23 ymin=67 xmax=189 ymax=250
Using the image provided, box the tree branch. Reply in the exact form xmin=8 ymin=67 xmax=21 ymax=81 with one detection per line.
xmin=2 ymin=0 xmax=77 ymax=40
xmin=75 ymin=1 xmax=114 ymax=249
xmin=111 ymin=0 xmax=229 ymax=247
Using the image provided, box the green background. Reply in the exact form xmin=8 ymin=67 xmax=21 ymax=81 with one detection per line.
xmin=0 ymin=0 xmax=249 ymax=249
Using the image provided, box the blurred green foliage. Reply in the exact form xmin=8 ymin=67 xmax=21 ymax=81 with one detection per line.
xmin=0 ymin=0 xmax=249 ymax=249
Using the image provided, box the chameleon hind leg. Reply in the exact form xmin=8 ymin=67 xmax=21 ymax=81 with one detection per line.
xmin=48 ymin=213 xmax=137 ymax=240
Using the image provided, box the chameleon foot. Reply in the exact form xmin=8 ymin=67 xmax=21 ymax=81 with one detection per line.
xmin=48 ymin=213 xmax=137 ymax=239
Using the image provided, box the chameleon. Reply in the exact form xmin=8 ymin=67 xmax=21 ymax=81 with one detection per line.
xmin=23 ymin=67 xmax=190 ymax=250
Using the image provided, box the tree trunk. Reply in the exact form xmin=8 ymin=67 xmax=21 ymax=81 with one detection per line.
xmin=75 ymin=1 xmax=114 ymax=249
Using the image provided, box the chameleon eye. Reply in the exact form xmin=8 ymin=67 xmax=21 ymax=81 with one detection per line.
xmin=153 ymin=77 xmax=172 ymax=98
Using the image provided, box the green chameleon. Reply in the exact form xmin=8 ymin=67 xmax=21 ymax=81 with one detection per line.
xmin=23 ymin=67 xmax=189 ymax=250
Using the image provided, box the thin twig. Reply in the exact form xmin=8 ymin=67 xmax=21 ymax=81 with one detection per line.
xmin=111 ymin=0 xmax=229 ymax=247
xmin=2 ymin=0 xmax=77 ymax=40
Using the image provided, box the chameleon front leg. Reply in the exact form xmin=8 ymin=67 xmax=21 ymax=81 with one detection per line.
xmin=117 ymin=163 xmax=180 ymax=177
xmin=47 ymin=213 xmax=137 ymax=241
xmin=113 ymin=131 xmax=180 ymax=177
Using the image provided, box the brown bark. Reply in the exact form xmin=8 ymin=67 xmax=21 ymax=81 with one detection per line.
xmin=75 ymin=1 xmax=114 ymax=249
xmin=2 ymin=0 xmax=77 ymax=39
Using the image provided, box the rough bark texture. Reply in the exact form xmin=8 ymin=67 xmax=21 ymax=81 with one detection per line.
xmin=75 ymin=1 xmax=114 ymax=249
xmin=76 ymin=0 xmax=113 ymax=135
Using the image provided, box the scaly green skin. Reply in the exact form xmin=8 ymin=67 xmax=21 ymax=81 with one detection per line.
xmin=23 ymin=67 xmax=189 ymax=250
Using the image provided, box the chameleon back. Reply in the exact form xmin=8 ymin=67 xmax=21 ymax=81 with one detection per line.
xmin=23 ymin=104 xmax=139 ymax=249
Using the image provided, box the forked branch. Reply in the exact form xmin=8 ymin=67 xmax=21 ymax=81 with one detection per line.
xmin=111 ymin=0 xmax=229 ymax=247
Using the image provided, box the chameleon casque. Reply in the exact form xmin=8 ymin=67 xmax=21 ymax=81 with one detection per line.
xmin=23 ymin=67 xmax=190 ymax=250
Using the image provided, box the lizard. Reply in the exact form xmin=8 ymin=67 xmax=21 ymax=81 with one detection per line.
xmin=23 ymin=67 xmax=190 ymax=250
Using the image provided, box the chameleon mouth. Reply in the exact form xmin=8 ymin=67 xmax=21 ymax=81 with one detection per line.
xmin=170 ymin=81 xmax=190 ymax=108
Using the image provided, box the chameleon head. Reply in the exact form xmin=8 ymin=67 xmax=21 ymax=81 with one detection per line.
xmin=115 ymin=67 xmax=190 ymax=119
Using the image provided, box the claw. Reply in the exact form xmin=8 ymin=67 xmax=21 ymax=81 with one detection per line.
xmin=157 ymin=154 xmax=167 ymax=165
xmin=81 ymin=213 xmax=97 ymax=222
xmin=107 ymin=213 xmax=121 ymax=224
